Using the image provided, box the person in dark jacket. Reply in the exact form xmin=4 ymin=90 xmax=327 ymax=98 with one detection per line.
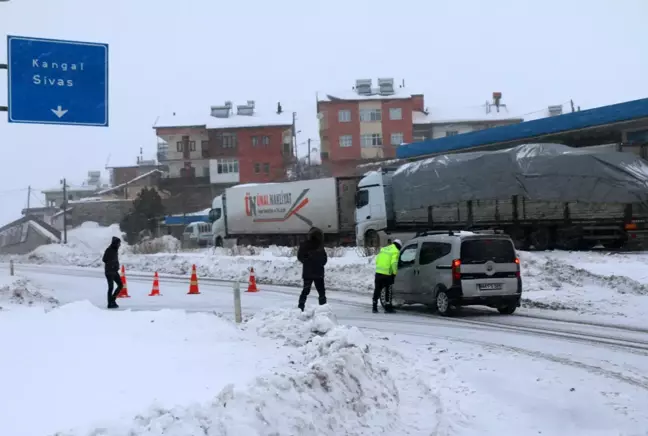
xmin=103 ymin=236 xmax=123 ymax=309
xmin=297 ymin=227 xmax=328 ymax=311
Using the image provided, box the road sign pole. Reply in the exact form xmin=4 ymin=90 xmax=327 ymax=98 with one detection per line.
xmin=0 ymin=63 xmax=6 ymax=112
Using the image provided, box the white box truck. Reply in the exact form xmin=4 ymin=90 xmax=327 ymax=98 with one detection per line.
xmin=209 ymin=177 xmax=360 ymax=246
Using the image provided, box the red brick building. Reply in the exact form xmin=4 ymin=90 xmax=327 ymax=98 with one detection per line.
xmin=154 ymin=101 xmax=294 ymax=187
xmin=317 ymin=78 xmax=424 ymax=174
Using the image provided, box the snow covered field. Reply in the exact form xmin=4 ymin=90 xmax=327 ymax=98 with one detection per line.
xmin=3 ymin=222 xmax=648 ymax=325
xmin=1 ymin=270 xmax=648 ymax=435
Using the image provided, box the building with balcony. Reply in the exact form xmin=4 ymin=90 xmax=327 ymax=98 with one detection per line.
xmin=153 ymin=101 xmax=294 ymax=214
xmin=154 ymin=100 xmax=294 ymax=187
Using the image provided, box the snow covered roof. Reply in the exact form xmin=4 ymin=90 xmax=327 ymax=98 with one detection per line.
xmin=412 ymin=105 xmax=524 ymax=125
xmin=29 ymin=220 xmax=60 ymax=243
xmin=41 ymin=185 xmax=98 ymax=194
xmin=154 ymin=108 xmax=293 ymax=130
xmin=318 ymin=79 xmax=416 ymax=102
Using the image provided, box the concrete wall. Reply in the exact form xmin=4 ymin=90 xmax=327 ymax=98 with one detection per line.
xmin=68 ymin=200 xmax=133 ymax=227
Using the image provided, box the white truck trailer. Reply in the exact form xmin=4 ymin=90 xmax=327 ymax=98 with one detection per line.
xmin=209 ymin=177 xmax=360 ymax=247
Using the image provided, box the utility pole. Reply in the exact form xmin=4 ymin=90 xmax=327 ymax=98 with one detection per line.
xmin=61 ymin=178 xmax=67 ymax=244
xmin=292 ymin=111 xmax=300 ymax=179
xmin=307 ymin=138 xmax=311 ymax=167
xmin=291 ymin=112 xmax=297 ymax=159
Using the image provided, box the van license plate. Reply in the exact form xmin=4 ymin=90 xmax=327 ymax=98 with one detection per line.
xmin=479 ymin=283 xmax=502 ymax=291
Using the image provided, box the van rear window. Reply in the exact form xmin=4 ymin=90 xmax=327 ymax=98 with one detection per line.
xmin=460 ymin=239 xmax=515 ymax=264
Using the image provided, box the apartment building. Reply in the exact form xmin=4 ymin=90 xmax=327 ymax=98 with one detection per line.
xmin=317 ymin=78 xmax=423 ymax=164
xmin=154 ymin=101 xmax=294 ymax=187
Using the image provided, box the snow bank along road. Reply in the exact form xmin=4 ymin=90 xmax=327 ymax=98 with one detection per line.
xmin=8 ymin=263 xmax=648 ymax=434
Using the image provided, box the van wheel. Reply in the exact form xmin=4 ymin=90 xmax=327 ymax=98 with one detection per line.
xmin=436 ymin=290 xmax=454 ymax=316
xmin=215 ymin=237 xmax=223 ymax=247
xmin=498 ymin=305 xmax=517 ymax=315
xmin=379 ymin=286 xmax=397 ymax=309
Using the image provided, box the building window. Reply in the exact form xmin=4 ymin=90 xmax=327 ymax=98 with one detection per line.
xmin=252 ymin=136 xmax=259 ymax=147
xmin=176 ymin=140 xmax=196 ymax=152
xmin=339 ymin=135 xmax=353 ymax=148
xmin=217 ymin=158 xmax=239 ymax=174
xmin=446 ymin=130 xmax=459 ymax=137
xmin=263 ymin=135 xmax=270 ymax=145
xmin=216 ymin=132 xmax=237 ymax=148
xmin=263 ymin=163 xmax=270 ymax=174
xmin=390 ymin=132 xmax=404 ymax=146
xmin=254 ymin=163 xmax=260 ymax=174
xmin=359 ymin=108 xmax=381 ymax=122
xmin=389 ymin=108 xmax=402 ymax=120
xmin=201 ymin=140 xmax=208 ymax=150
xmin=361 ymin=133 xmax=383 ymax=148
xmin=338 ymin=110 xmax=351 ymax=122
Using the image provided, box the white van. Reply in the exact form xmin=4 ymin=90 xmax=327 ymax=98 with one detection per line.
xmin=182 ymin=222 xmax=213 ymax=247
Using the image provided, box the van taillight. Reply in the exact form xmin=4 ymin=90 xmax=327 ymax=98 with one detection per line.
xmin=452 ymin=259 xmax=461 ymax=282
xmin=515 ymin=257 xmax=521 ymax=278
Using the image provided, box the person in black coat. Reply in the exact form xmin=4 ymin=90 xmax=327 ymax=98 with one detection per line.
xmin=102 ymin=236 xmax=123 ymax=309
xmin=297 ymin=227 xmax=328 ymax=311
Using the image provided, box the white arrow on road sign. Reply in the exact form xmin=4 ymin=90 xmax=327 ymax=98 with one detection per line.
xmin=51 ymin=106 xmax=68 ymax=118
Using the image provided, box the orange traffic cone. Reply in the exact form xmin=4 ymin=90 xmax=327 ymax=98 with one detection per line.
xmin=187 ymin=264 xmax=200 ymax=295
xmin=117 ymin=265 xmax=131 ymax=298
xmin=246 ymin=267 xmax=259 ymax=293
xmin=149 ymin=272 xmax=161 ymax=296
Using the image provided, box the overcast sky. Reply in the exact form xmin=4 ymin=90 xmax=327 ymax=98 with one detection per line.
xmin=0 ymin=0 xmax=647 ymax=225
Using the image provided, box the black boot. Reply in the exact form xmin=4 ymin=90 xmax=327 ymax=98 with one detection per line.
xmin=372 ymin=301 xmax=378 ymax=313
xmin=298 ymin=296 xmax=306 ymax=312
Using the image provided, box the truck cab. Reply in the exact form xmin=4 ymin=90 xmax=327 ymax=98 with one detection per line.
xmin=355 ymin=170 xmax=393 ymax=247
xmin=208 ymin=195 xmax=226 ymax=247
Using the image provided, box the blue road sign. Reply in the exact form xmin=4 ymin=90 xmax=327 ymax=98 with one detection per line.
xmin=7 ymin=35 xmax=109 ymax=126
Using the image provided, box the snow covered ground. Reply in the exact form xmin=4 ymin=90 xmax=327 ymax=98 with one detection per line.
xmin=3 ymin=222 xmax=648 ymax=326
xmin=2 ymin=268 xmax=648 ymax=435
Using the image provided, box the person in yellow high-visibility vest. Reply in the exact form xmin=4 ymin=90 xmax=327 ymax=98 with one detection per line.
xmin=373 ymin=239 xmax=402 ymax=313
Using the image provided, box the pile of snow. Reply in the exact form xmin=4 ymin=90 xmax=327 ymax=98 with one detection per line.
xmin=519 ymin=250 xmax=648 ymax=320
xmin=66 ymin=221 xmax=125 ymax=253
xmin=0 ymin=276 xmax=59 ymax=310
xmin=10 ymin=222 xmax=375 ymax=291
xmin=127 ymin=235 xmax=182 ymax=254
xmin=13 ymin=304 xmax=437 ymax=435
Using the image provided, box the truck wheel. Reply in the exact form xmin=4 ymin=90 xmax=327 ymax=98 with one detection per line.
xmin=530 ymin=228 xmax=551 ymax=251
xmin=436 ymin=290 xmax=454 ymax=316
xmin=215 ymin=237 xmax=223 ymax=248
xmin=602 ymin=239 xmax=625 ymax=250
xmin=364 ymin=230 xmax=380 ymax=251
